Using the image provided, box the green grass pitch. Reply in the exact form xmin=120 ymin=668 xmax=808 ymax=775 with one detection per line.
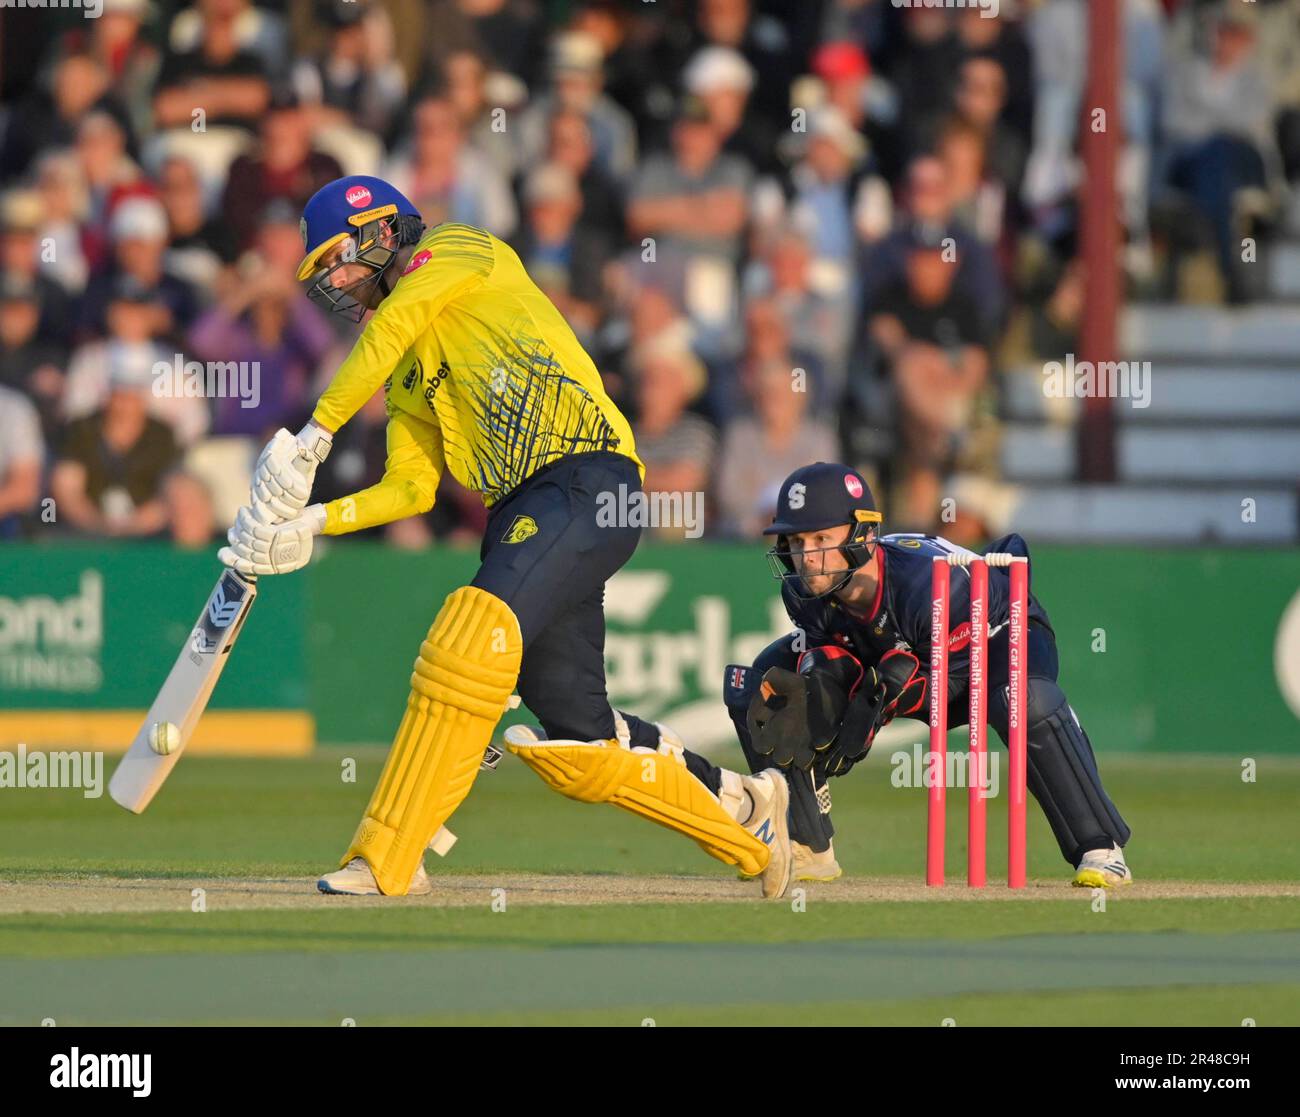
xmin=2 ymin=749 xmax=1297 ymax=1025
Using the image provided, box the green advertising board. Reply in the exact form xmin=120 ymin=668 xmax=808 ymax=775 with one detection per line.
xmin=3 ymin=542 xmax=1298 ymax=755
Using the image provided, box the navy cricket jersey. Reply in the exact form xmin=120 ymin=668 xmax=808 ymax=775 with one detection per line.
xmin=779 ymin=533 xmax=1052 ymax=687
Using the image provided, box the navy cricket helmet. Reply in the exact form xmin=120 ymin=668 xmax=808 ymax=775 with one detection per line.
xmin=295 ymin=175 xmax=426 ymax=320
xmin=764 ymin=462 xmax=882 ymax=599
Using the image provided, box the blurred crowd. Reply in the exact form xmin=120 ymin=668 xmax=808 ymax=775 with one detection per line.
xmin=1 ymin=0 xmax=1297 ymax=547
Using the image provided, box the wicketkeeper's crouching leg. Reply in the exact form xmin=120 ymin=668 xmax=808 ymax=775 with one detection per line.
xmin=723 ymin=636 xmax=841 ymax=881
xmin=331 ymin=585 xmax=523 ymax=895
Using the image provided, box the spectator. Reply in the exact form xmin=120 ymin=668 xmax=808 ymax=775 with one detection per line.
xmin=519 ymin=30 xmax=638 ymax=187
xmin=715 ymin=348 xmax=840 ymax=539
xmin=630 ymin=340 xmax=716 ymax=510
xmin=159 ymin=154 xmax=238 ymax=293
xmin=165 ymin=469 xmax=218 ymax=547
xmin=810 ymin=40 xmax=899 ymax=178
xmin=752 ymin=105 xmax=890 ymax=301
xmin=73 ymin=110 xmax=144 ymax=259
xmin=627 ymin=96 xmax=751 ymax=266
xmin=425 ymin=0 xmax=546 ymax=93
xmin=1024 ymin=0 xmax=1164 ymax=259
xmin=688 ymin=0 xmax=800 ymax=134
xmin=681 ymin=46 xmax=778 ymax=177
xmin=883 ymin=5 xmax=963 ymax=159
xmin=866 ymin=227 xmax=991 ymax=532
xmin=937 ymin=116 xmax=1010 ymax=254
xmin=744 ymin=229 xmax=850 ymax=412
xmin=439 ymin=47 xmax=525 ymax=182
xmin=597 ymin=277 xmax=697 ymax=412
xmin=570 ymin=0 xmax=670 ymax=149
xmin=153 ymin=2 xmax=272 ymax=133
xmin=221 ymin=89 xmax=344 ymax=252
xmin=953 ymin=3 xmax=1034 ymax=147
xmin=1 ymin=189 xmax=74 ymax=348
xmin=64 ymin=274 xmax=210 ymax=447
xmin=78 ymin=195 xmax=201 ymax=345
xmin=383 ymin=93 xmax=517 ymax=238
xmin=292 ymin=0 xmax=408 ymax=143
xmin=0 ymin=51 xmax=113 ymax=184
xmin=515 ymin=163 xmax=610 ymax=345
xmin=860 ymin=155 xmax=1005 ymax=337
xmin=32 ymin=152 xmax=91 ymax=297
xmin=52 ymin=0 xmax=163 ymax=146
xmin=544 ymin=108 xmax=624 ymax=246
xmin=51 ymin=360 xmax=183 ymax=539
xmin=954 ymin=55 xmax=1026 ymax=200
xmin=1163 ymin=5 xmax=1276 ymax=303
xmin=0 ymin=274 xmax=66 ymax=440
xmin=189 ymin=202 xmax=335 ymax=437
xmin=166 ymin=0 xmax=289 ymax=83
xmin=0 ymin=385 xmax=44 ymax=539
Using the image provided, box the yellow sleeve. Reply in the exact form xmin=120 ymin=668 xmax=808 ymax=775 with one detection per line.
xmin=311 ymin=229 xmax=493 ymax=432
xmin=321 ymin=408 xmax=445 ymax=535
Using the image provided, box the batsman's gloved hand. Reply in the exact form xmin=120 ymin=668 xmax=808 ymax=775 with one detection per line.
xmin=219 ymin=502 xmax=325 ymax=576
xmin=746 ymin=646 xmax=865 ymax=771
xmin=250 ymin=424 xmax=332 ymax=522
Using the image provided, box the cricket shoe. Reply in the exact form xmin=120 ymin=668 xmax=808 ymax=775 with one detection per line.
xmin=317 ymin=856 xmax=432 ymax=896
xmin=793 ymin=840 xmax=842 ymax=882
xmin=1072 ymin=844 xmax=1132 ymax=889
xmin=737 ymin=770 xmax=792 ymax=900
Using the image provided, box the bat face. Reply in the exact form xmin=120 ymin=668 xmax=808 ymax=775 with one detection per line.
xmin=108 ymin=569 xmax=258 ymax=813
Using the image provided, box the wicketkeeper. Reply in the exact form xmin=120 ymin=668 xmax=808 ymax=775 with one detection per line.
xmin=724 ymin=461 xmax=1133 ymax=888
xmin=217 ymin=176 xmax=794 ymax=898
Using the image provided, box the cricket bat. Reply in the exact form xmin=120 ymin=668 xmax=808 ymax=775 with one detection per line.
xmin=108 ymin=561 xmax=510 ymax=859
xmin=109 ymin=566 xmax=259 ymax=813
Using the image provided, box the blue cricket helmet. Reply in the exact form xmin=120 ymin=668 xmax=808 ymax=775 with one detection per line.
xmin=763 ymin=463 xmax=884 ymax=599
xmin=295 ymin=175 xmax=422 ymax=282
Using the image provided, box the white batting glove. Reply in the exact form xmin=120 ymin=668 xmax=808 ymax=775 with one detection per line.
xmin=219 ymin=503 xmax=325 ymax=576
xmin=251 ymin=424 xmax=332 ymax=522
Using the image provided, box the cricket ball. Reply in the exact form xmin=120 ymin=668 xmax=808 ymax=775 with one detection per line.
xmin=148 ymin=721 xmax=182 ymax=756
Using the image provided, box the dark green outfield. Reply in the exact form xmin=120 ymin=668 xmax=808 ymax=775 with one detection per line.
xmin=1 ymin=751 xmax=1297 ymax=1025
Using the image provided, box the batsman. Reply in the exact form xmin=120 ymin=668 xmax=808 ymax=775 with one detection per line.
xmin=726 ymin=462 xmax=1133 ymax=888
xmin=216 ymin=176 xmax=793 ymax=898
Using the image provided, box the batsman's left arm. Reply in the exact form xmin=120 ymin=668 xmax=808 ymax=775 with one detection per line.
xmin=321 ymin=408 xmax=445 ymax=535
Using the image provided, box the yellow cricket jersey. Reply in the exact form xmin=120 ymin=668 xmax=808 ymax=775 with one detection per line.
xmin=313 ymin=223 xmax=642 ymax=535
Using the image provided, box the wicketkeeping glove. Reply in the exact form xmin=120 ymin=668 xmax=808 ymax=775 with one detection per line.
xmin=746 ymin=646 xmax=867 ymax=771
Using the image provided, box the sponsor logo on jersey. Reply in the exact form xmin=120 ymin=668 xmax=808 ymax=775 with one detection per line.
xmin=345 ymin=185 xmax=373 ymax=208
xmin=947 ymin=621 xmax=972 ymax=653
xmin=898 ymin=538 xmax=923 ymax=548
xmin=728 ymin=666 xmax=749 ymax=692
xmin=502 ymin=515 xmax=539 ymax=544
xmin=402 ymin=249 xmax=431 ymax=275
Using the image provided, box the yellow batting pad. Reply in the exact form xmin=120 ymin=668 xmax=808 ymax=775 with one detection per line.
xmin=345 ymin=585 xmax=522 ymax=894
xmin=508 ymin=738 xmax=770 ymax=878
